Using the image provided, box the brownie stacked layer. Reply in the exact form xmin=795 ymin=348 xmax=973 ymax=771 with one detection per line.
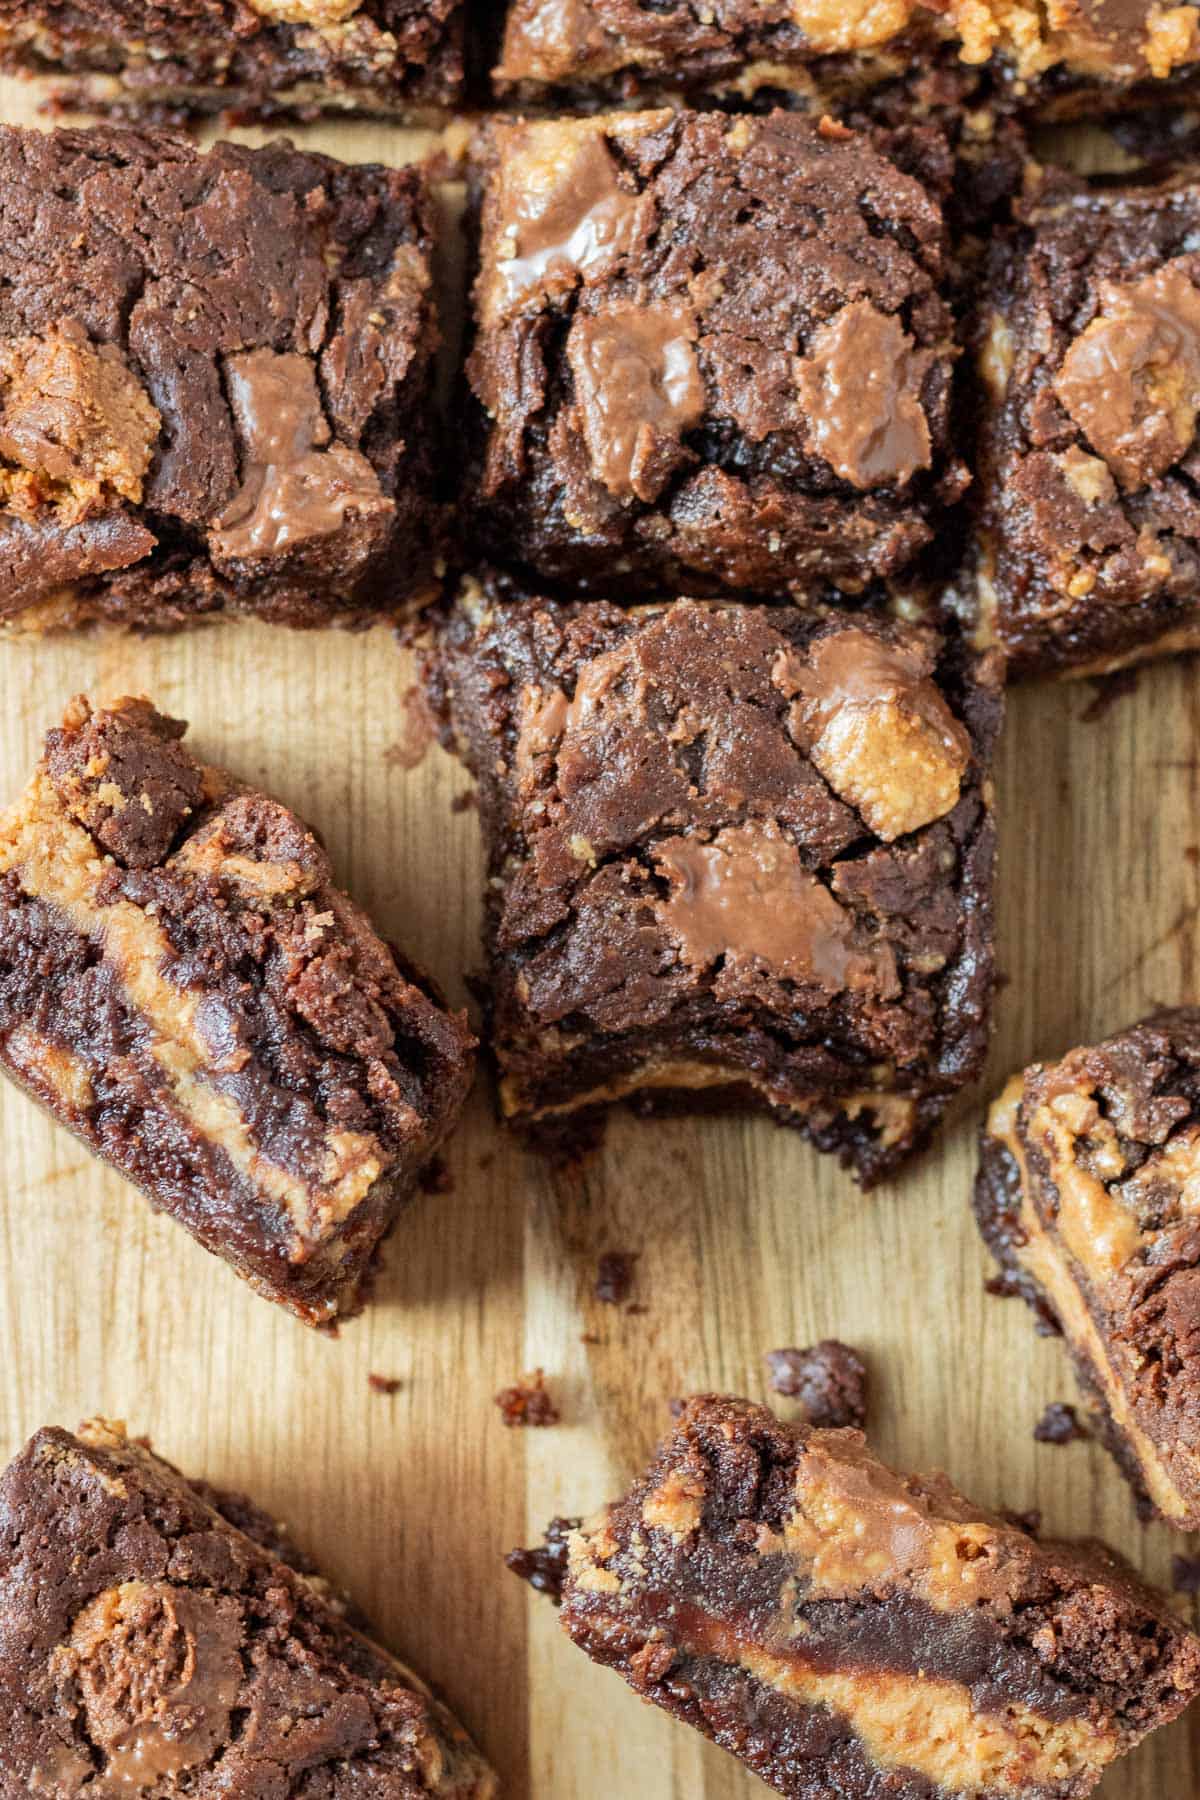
xmin=0 ymin=696 xmax=475 ymax=1326
xmin=0 ymin=1418 xmax=497 ymax=1797
xmin=977 ymin=1008 xmax=1200 ymax=1530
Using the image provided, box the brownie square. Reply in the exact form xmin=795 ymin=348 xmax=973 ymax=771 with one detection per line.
xmin=0 ymin=696 xmax=475 ymax=1327
xmin=969 ymin=171 xmax=1200 ymax=676
xmin=0 ymin=1 xmax=465 ymax=120
xmin=463 ymin=109 xmax=968 ymax=607
xmin=515 ymin=1395 xmax=1200 ymax=1800
xmin=0 ymin=124 xmax=441 ymax=632
xmin=976 ymin=1008 xmax=1200 ymax=1530
xmin=0 ymin=1418 xmax=496 ymax=1796
xmin=428 ymin=580 xmax=1002 ymax=1184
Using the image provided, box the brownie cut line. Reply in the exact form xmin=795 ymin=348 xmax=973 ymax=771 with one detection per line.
xmin=428 ymin=579 xmax=1002 ymax=1184
xmin=969 ymin=166 xmax=1200 ymax=677
xmin=0 ymin=0 xmax=466 ymax=121
xmin=976 ymin=1007 xmax=1200 ymax=1531
xmin=0 ymin=1418 xmax=497 ymax=1797
xmin=464 ymin=107 xmax=968 ymax=609
xmin=516 ymin=1394 xmax=1200 ymax=1799
xmin=0 ymin=123 xmax=441 ymax=632
xmin=0 ymin=695 xmax=475 ymax=1328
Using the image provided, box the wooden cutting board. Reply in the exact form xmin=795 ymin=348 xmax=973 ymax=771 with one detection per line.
xmin=0 ymin=73 xmax=1197 ymax=1799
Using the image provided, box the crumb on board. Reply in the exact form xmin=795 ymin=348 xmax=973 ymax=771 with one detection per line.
xmin=765 ymin=1340 xmax=868 ymax=1430
xmin=495 ymin=1369 xmax=560 ymax=1428
xmin=368 ymin=1374 xmax=402 ymax=1396
xmin=1034 ymin=1401 xmax=1090 ymax=1444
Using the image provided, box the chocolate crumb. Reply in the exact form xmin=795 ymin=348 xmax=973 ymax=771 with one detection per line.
xmin=765 ymin=1340 xmax=868 ymax=1429
xmin=1081 ymin=669 xmax=1139 ymax=722
xmin=1186 ymin=846 xmax=1200 ymax=866
xmin=580 ymin=1332 xmax=602 ymax=1345
xmin=668 ymin=1397 xmax=687 ymax=1419
xmin=1000 ymin=1507 xmax=1043 ymax=1537
xmin=451 ymin=789 xmax=478 ymax=814
xmin=368 ymin=1374 xmax=401 ymax=1396
xmin=595 ymin=1250 xmax=639 ymax=1305
xmin=626 ymin=1303 xmax=649 ymax=1316
xmin=506 ymin=1516 xmax=580 ymax=1604
xmin=418 ymin=1155 xmax=453 ymax=1195
xmin=1034 ymin=1402 xmax=1090 ymax=1444
xmin=385 ymin=685 xmax=436 ymax=771
xmin=1173 ymin=1555 xmax=1200 ymax=1595
xmin=496 ymin=1369 xmax=560 ymax=1428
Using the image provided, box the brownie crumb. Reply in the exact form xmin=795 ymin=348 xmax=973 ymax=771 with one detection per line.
xmin=765 ymin=1341 xmax=868 ymax=1430
xmin=496 ymin=1369 xmax=560 ymax=1428
xmin=1081 ymin=669 xmax=1139 ymax=722
xmin=668 ymin=1397 xmax=687 ymax=1419
xmin=368 ymin=1374 xmax=402 ymax=1396
xmin=1173 ymin=1556 xmax=1200 ymax=1595
xmin=451 ymin=789 xmax=478 ymax=814
xmin=418 ymin=1155 xmax=453 ymax=1195
xmin=580 ymin=1332 xmax=602 ymax=1346
xmin=595 ymin=1250 xmax=639 ymax=1306
xmin=505 ymin=1516 xmax=580 ymax=1604
xmin=1034 ymin=1402 xmax=1090 ymax=1444
xmin=385 ymin=686 xmax=437 ymax=771
xmin=1001 ymin=1507 xmax=1043 ymax=1537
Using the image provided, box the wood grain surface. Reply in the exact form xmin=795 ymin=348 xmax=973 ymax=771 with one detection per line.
xmin=0 ymin=74 xmax=1197 ymax=1800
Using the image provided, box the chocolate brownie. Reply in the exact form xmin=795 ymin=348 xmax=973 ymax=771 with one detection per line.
xmin=975 ymin=1008 xmax=1200 ymax=1530
xmin=0 ymin=124 xmax=441 ymax=633
xmin=492 ymin=1 xmax=1200 ymax=116
xmin=0 ymin=1418 xmax=496 ymax=1796
xmin=0 ymin=696 xmax=475 ymax=1327
xmin=427 ymin=580 xmax=1002 ymax=1184
xmin=968 ymin=169 xmax=1200 ymax=676
xmin=0 ymin=1 xmax=464 ymax=120
xmin=463 ymin=109 xmax=969 ymax=608
xmin=515 ymin=1395 xmax=1200 ymax=1799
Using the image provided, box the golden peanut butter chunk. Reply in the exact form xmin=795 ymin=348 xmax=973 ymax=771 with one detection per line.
xmin=246 ymin=0 xmax=361 ymax=22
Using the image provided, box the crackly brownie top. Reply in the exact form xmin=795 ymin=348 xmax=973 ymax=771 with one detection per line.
xmin=434 ymin=587 xmax=1000 ymax=1081
xmin=0 ymin=1419 xmax=495 ymax=1797
xmin=495 ymin=0 xmax=1200 ymax=88
xmin=0 ymin=696 xmax=474 ymax=1249
xmin=0 ymin=124 xmax=434 ymax=616
xmin=468 ymin=109 xmax=964 ymax=597
xmin=976 ymin=175 xmax=1200 ymax=663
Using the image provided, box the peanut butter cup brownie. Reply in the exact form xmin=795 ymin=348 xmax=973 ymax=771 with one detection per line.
xmin=0 ymin=124 xmax=441 ymax=632
xmin=976 ymin=1009 xmax=1200 ymax=1530
xmin=428 ymin=580 xmax=1001 ymax=1183
xmin=0 ymin=696 xmax=475 ymax=1327
xmin=0 ymin=1 xmax=465 ymax=120
xmin=0 ymin=1418 xmax=496 ymax=1796
xmin=464 ymin=109 xmax=967 ymax=609
xmin=514 ymin=1394 xmax=1200 ymax=1798
xmin=969 ymin=170 xmax=1200 ymax=676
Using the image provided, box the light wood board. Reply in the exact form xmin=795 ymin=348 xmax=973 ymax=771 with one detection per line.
xmin=0 ymin=72 xmax=1198 ymax=1800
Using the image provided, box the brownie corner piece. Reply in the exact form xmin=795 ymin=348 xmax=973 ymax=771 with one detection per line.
xmin=464 ymin=106 xmax=966 ymax=606
xmin=0 ymin=694 xmax=475 ymax=1327
xmin=976 ymin=1006 xmax=1200 ymax=1530
xmin=0 ymin=1 xmax=466 ymax=120
xmin=0 ymin=1417 xmax=497 ymax=1797
xmin=0 ymin=123 xmax=441 ymax=633
xmin=430 ymin=579 xmax=1002 ymax=1184
xmin=969 ymin=171 xmax=1200 ymax=676
xmin=545 ymin=1393 xmax=1200 ymax=1798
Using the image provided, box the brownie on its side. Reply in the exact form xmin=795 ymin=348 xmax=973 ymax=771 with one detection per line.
xmin=0 ymin=1 xmax=464 ymax=120
xmin=0 ymin=1419 xmax=497 ymax=1797
xmin=0 ymin=696 xmax=475 ymax=1327
xmin=464 ymin=108 xmax=968 ymax=608
xmin=492 ymin=0 xmax=1200 ymax=115
xmin=969 ymin=170 xmax=1200 ymax=677
xmin=516 ymin=1395 xmax=1200 ymax=1799
xmin=976 ymin=1009 xmax=1200 ymax=1530
xmin=0 ymin=124 xmax=441 ymax=632
xmin=428 ymin=580 xmax=1002 ymax=1184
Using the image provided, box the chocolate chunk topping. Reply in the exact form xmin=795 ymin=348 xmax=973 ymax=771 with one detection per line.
xmin=1054 ymin=263 xmax=1200 ymax=490
xmin=506 ymin=1516 xmax=581 ymax=1604
xmin=765 ymin=1340 xmax=869 ymax=1429
xmin=795 ymin=300 xmax=933 ymax=490
xmin=495 ymin=1369 xmax=561 ymax=1427
xmin=655 ymin=822 xmax=898 ymax=995
xmin=566 ymin=302 xmax=703 ymax=502
xmin=210 ymin=349 xmax=390 ymax=561
xmin=45 ymin=696 xmax=206 ymax=868
xmin=1034 ymin=1401 xmax=1091 ymax=1445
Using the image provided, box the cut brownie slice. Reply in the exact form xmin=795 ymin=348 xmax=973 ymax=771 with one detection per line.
xmin=524 ymin=1394 xmax=1200 ymax=1799
xmin=0 ymin=695 xmax=475 ymax=1327
xmin=0 ymin=1418 xmax=496 ymax=1797
xmin=0 ymin=1 xmax=465 ymax=121
xmin=428 ymin=579 xmax=1002 ymax=1184
xmin=492 ymin=1 xmax=1200 ymax=117
xmin=969 ymin=169 xmax=1200 ymax=677
xmin=976 ymin=1008 xmax=1200 ymax=1530
xmin=0 ymin=124 xmax=441 ymax=632
xmin=464 ymin=109 xmax=968 ymax=607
